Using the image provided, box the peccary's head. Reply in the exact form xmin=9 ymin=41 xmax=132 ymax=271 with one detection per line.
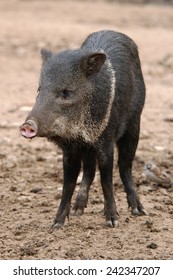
xmin=20 ymin=48 xmax=115 ymax=143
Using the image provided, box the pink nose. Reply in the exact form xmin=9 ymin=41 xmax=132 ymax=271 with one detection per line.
xmin=20 ymin=120 xmax=37 ymax=139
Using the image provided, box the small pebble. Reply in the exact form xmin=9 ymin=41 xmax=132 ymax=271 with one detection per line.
xmin=30 ymin=187 xmax=42 ymax=193
xmin=147 ymin=242 xmax=158 ymax=249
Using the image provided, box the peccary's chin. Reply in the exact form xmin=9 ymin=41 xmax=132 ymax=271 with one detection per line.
xmin=49 ymin=115 xmax=84 ymax=141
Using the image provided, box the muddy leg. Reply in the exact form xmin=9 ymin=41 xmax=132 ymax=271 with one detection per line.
xmin=97 ymin=141 xmax=118 ymax=227
xmin=73 ymin=148 xmax=96 ymax=215
xmin=53 ymin=149 xmax=81 ymax=229
xmin=117 ymin=121 xmax=146 ymax=215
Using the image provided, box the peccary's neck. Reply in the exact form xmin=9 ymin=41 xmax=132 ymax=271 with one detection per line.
xmin=84 ymin=58 xmax=116 ymax=143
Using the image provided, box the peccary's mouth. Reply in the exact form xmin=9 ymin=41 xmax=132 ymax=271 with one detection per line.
xmin=20 ymin=119 xmax=38 ymax=139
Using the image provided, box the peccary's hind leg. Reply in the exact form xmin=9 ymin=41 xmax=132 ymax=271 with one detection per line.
xmin=97 ymin=141 xmax=118 ymax=227
xmin=53 ymin=149 xmax=81 ymax=229
xmin=117 ymin=120 xmax=147 ymax=215
xmin=72 ymin=148 xmax=96 ymax=215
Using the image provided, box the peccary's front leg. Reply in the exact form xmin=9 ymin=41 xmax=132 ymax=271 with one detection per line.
xmin=117 ymin=121 xmax=147 ymax=215
xmin=97 ymin=141 xmax=118 ymax=227
xmin=73 ymin=148 xmax=96 ymax=215
xmin=53 ymin=149 xmax=81 ymax=229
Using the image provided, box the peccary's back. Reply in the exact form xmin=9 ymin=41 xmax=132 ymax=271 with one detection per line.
xmin=82 ymin=30 xmax=137 ymax=56
xmin=82 ymin=30 xmax=142 ymax=76
xmin=82 ymin=30 xmax=145 ymax=118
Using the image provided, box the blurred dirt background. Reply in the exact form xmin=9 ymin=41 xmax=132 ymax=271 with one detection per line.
xmin=0 ymin=0 xmax=173 ymax=260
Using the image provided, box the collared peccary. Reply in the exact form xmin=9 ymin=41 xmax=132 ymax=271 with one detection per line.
xmin=20 ymin=30 xmax=147 ymax=228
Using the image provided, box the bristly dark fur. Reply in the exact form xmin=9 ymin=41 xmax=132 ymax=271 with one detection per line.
xmin=22 ymin=30 xmax=146 ymax=228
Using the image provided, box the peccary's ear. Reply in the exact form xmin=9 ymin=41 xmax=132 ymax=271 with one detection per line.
xmin=80 ymin=52 xmax=106 ymax=77
xmin=41 ymin=48 xmax=52 ymax=64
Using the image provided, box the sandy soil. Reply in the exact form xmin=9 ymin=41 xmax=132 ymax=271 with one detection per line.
xmin=0 ymin=0 xmax=173 ymax=260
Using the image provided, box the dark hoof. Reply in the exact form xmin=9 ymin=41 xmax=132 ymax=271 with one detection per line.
xmin=51 ymin=222 xmax=64 ymax=230
xmin=127 ymin=193 xmax=147 ymax=216
xmin=131 ymin=207 xmax=148 ymax=216
xmin=71 ymin=208 xmax=84 ymax=216
xmin=106 ymin=219 xmax=119 ymax=228
xmin=105 ymin=209 xmax=119 ymax=228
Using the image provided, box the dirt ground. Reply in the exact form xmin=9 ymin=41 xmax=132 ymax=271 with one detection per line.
xmin=0 ymin=0 xmax=173 ymax=260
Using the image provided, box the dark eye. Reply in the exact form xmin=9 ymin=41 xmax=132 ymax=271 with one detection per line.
xmin=61 ymin=89 xmax=72 ymax=99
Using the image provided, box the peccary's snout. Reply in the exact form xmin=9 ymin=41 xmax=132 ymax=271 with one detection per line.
xmin=20 ymin=119 xmax=38 ymax=139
